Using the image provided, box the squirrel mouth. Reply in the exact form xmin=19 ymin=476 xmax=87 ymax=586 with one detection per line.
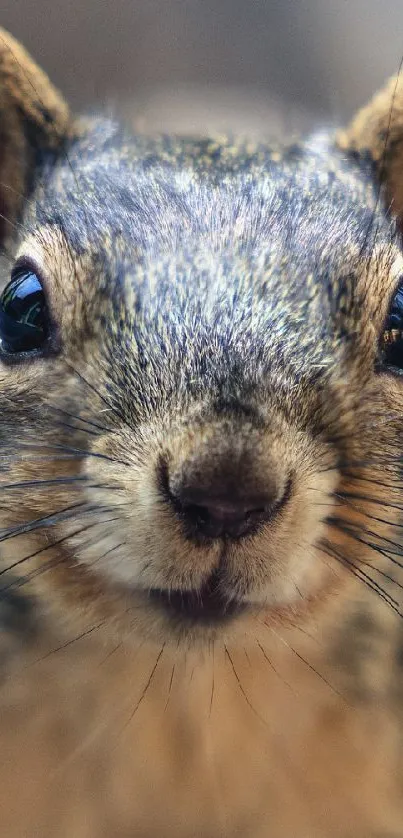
xmin=148 ymin=572 xmax=245 ymax=624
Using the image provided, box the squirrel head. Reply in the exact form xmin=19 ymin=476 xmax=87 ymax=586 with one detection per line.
xmin=1 ymin=28 xmax=403 ymax=647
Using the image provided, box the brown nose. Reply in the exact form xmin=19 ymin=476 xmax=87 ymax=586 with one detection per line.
xmin=165 ymin=461 xmax=290 ymax=540
xmin=174 ymin=492 xmax=275 ymax=538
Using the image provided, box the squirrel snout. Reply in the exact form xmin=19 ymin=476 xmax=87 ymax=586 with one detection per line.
xmin=171 ymin=490 xmax=275 ymax=539
xmin=163 ymin=451 xmax=291 ymax=540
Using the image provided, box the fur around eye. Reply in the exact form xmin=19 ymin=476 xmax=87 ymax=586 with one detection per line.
xmin=0 ymin=266 xmax=50 ymax=355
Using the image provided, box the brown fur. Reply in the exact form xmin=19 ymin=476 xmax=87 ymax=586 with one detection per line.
xmin=338 ymin=72 xmax=403 ymax=222
xmin=0 ymin=29 xmax=69 ymax=242
xmin=1 ymin=27 xmax=403 ymax=837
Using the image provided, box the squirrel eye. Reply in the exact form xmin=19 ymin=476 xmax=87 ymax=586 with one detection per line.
xmin=0 ymin=266 xmax=50 ymax=355
xmin=379 ymin=284 xmax=403 ymax=372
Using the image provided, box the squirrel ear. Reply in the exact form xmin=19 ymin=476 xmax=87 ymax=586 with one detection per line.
xmin=0 ymin=28 xmax=70 ymax=244
xmin=337 ymin=74 xmax=403 ymax=222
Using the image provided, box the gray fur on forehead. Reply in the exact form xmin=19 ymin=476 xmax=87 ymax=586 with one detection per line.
xmin=24 ymin=117 xmax=399 ymax=425
xmin=32 ymin=118 xmax=393 ymax=265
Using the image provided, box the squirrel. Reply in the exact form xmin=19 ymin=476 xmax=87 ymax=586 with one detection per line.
xmin=1 ymin=25 xmax=403 ymax=838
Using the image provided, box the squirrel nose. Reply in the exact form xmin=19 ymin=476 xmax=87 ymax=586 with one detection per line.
xmin=174 ymin=492 xmax=275 ymax=539
xmin=165 ymin=455 xmax=291 ymax=539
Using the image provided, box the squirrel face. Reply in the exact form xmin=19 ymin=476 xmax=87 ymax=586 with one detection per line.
xmin=1 ymin=29 xmax=403 ymax=646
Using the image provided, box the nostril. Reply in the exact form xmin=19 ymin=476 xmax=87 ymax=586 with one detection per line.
xmin=168 ymin=484 xmax=291 ymax=540
xmin=184 ymin=500 xmax=272 ymax=539
xmin=158 ymin=454 xmax=292 ymax=541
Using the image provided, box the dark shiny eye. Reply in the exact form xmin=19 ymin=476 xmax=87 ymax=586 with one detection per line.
xmin=379 ymin=284 xmax=403 ymax=372
xmin=0 ymin=266 xmax=50 ymax=355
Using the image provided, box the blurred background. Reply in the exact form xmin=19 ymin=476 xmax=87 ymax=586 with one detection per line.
xmin=3 ymin=1 xmax=403 ymax=137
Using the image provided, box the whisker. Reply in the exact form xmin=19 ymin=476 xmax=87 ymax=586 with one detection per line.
xmin=335 ymin=489 xmax=403 ymax=512
xmin=46 ymin=405 xmax=113 ymax=434
xmin=50 ymin=419 xmax=101 ymax=438
xmin=97 ymin=641 xmax=124 ymax=668
xmin=0 ymin=209 xmax=27 ymax=234
xmin=0 ymin=515 xmax=117 ymax=578
xmin=318 ymin=455 xmax=403 ymax=476
xmin=120 ymin=645 xmax=165 ymax=733
xmin=0 ymin=476 xmax=87 ymax=491
xmin=16 ymin=441 xmax=131 ymax=468
xmin=209 ymin=643 xmax=215 ymax=717
xmin=224 ymin=645 xmax=269 ymax=728
xmin=328 ymin=527 xmax=403 ymax=591
xmin=164 ymin=663 xmax=176 ymax=712
xmin=0 ymin=514 xmax=128 ymax=591
xmin=330 ymin=491 xmax=403 ymax=529
xmin=243 ymin=645 xmax=252 ymax=667
xmin=0 ymin=179 xmax=26 ymax=200
xmin=255 ymin=637 xmax=294 ymax=693
xmin=0 ymin=501 xmax=90 ymax=544
xmin=320 ymin=540 xmax=403 ymax=618
xmin=342 ymin=472 xmax=403 ymax=490
xmin=264 ymin=623 xmax=346 ymax=702
xmin=5 ymin=453 xmax=87 ymax=464
xmin=328 ymin=510 xmax=403 ymax=556
xmin=86 ymin=541 xmax=126 ymax=569
xmin=33 ymin=621 xmax=106 ymax=665
xmin=66 ymin=362 xmax=130 ymax=431
xmin=0 ymin=496 xmax=131 ymax=547
xmin=325 ymin=516 xmax=403 ymax=574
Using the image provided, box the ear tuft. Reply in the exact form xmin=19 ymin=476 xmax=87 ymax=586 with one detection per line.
xmin=337 ymin=73 xmax=403 ymax=222
xmin=0 ymin=28 xmax=70 ymax=244
xmin=337 ymin=75 xmax=403 ymax=162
